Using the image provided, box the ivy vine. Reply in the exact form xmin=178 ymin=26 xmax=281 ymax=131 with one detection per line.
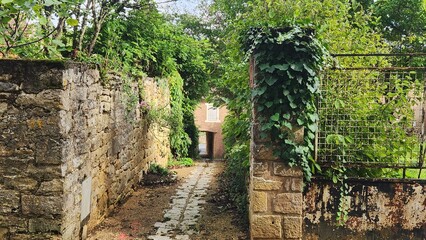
xmin=244 ymin=26 xmax=328 ymax=180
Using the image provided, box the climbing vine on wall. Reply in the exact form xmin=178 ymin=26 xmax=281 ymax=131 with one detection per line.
xmin=244 ymin=26 xmax=328 ymax=180
xmin=168 ymin=71 xmax=191 ymax=158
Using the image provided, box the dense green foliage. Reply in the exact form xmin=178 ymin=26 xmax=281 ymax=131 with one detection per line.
xmin=221 ymin=115 xmax=250 ymax=215
xmin=357 ymin=0 xmax=426 ymax=65
xmin=0 ymin=0 xmax=213 ymax=161
xmin=244 ymin=26 xmax=327 ymax=180
xmin=205 ymin=0 xmax=390 ymax=215
xmin=320 ymin=70 xmax=423 ymax=179
xmin=93 ymin=5 xmax=211 ymax=159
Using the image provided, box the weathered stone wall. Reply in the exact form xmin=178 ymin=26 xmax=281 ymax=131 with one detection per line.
xmin=304 ymin=178 xmax=426 ymax=240
xmin=0 ymin=60 xmax=171 ymax=240
xmin=249 ymin=58 xmax=304 ymax=240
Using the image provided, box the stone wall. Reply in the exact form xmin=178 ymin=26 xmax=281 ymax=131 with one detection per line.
xmin=0 ymin=60 xmax=171 ymax=240
xmin=249 ymin=58 xmax=304 ymax=240
xmin=304 ymin=178 xmax=426 ymax=240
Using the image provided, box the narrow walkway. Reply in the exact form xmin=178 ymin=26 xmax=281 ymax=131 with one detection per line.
xmin=148 ymin=162 xmax=216 ymax=240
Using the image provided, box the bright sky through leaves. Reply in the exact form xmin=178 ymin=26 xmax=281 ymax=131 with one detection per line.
xmin=155 ymin=0 xmax=202 ymax=15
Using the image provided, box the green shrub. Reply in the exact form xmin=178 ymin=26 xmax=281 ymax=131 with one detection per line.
xmin=168 ymin=157 xmax=195 ymax=167
xmin=148 ymin=163 xmax=170 ymax=176
xmin=222 ymin=112 xmax=250 ymax=216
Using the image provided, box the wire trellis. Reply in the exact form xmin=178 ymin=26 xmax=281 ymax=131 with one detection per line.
xmin=316 ymin=65 xmax=426 ymax=177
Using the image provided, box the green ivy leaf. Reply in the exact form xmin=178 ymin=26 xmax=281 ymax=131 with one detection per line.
xmin=52 ymin=39 xmax=64 ymax=47
xmin=283 ymin=121 xmax=292 ymax=129
xmin=39 ymin=16 xmax=47 ymax=25
xmin=265 ymin=76 xmax=278 ymax=86
xmin=66 ymin=18 xmax=79 ymax=26
xmin=44 ymin=0 xmax=57 ymax=6
xmin=0 ymin=16 xmax=11 ymax=24
xmin=283 ymin=113 xmax=291 ymax=120
xmin=283 ymin=89 xmax=290 ymax=96
xmin=307 ymin=123 xmax=317 ymax=132
xmin=273 ymin=64 xmax=289 ymax=71
xmin=308 ymin=113 xmax=318 ymax=122
xmin=332 ymin=175 xmax=338 ymax=184
xmin=265 ymin=101 xmax=273 ymax=108
xmin=259 ymin=63 xmax=270 ymax=71
xmin=307 ymin=83 xmax=317 ymax=93
xmin=290 ymin=63 xmax=303 ymax=72
xmin=270 ymin=113 xmax=280 ymax=121
xmin=303 ymin=63 xmax=316 ymax=76
xmin=253 ymin=86 xmax=267 ymax=96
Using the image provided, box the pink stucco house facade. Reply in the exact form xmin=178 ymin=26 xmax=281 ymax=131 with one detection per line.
xmin=194 ymin=101 xmax=228 ymax=159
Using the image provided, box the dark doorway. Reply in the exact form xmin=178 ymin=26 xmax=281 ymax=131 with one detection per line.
xmin=198 ymin=131 xmax=215 ymax=159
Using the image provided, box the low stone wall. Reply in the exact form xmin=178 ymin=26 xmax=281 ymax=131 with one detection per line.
xmin=304 ymin=178 xmax=426 ymax=240
xmin=0 ymin=60 xmax=171 ymax=240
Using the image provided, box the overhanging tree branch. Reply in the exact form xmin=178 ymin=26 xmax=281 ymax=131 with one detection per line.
xmin=5 ymin=28 xmax=57 ymax=51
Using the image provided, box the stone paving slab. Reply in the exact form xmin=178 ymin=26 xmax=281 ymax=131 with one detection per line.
xmin=148 ymin=162 xmax=215 ymax=240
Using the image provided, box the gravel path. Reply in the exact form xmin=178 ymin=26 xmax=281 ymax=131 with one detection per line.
xmin=148 ymin=162 xmax=216 ymax=240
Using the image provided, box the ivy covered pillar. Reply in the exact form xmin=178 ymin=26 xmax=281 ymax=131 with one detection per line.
xmin=246 ymin=27 xmax=326 ymax=240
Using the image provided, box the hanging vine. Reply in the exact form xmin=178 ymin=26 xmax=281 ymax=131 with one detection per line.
xmin=243 ymin=26 xmax=328 ymax=180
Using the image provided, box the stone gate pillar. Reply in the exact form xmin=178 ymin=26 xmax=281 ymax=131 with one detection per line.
xmin=249 ymin=58 xmax=304 ymax=240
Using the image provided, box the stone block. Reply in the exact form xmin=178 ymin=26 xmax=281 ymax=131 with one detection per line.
xmin=75 ymin=87 xmax=88 ymax=101
xmin=27 ymin=164 xmax=61 ymax=181
xmin=251 ymin=215 xmax=281 ymax=239
xmin=26 ymin=116 xmax=61 ymax=136
xmin=35 ymin=138 xmax=62 ymax=165
xmin=4 ymin=177 xmax=38 ymax=191
xmin=0 ymin=82 xmax=19 ymax=92
xmin=0 ymin=73 xmax=13 ymax=81
xmin=253 ymin=177 xmax=282 ymax=191
xmin=28 ymin=218 xmax=61 ymax=233
xmin=273 ymin=162 xmax=303 ymax=177
xmin=272 ymin=193 xmax=302 ymax=215
xmin=76 ymin=140 xmax=91 ymax=155
xmin=0 ymin=190 xmax=20 ymax=213
xmin=16 ymin=90 xmax=63 ymax=110
xmin=253 ymin=162 xmax=269 ymax=177
xmin=282 ymin=216 xmax=302 ymax=238
xmin=291 ymin=178 xmax=303 ymax=193
xmin=292 ymin=126 xmax=304 ymax=144
xmin=37 ymin=179 xmax=63 ymax=194
xmin=0 ymin=215 xmax=27 ymax=232
xmin=0 ymin=102 xmax=7 ymax=114
xmin=252 ymin=191 xmax=267 ymax=213
xmin=81 ymin=224 xmax=88 ymax=240
xmin=0 ymin=93 xmax=12 ymax=100
xmin=100 ymin=102 xmax=111 ymax=113
xmin=10 ymin=233 xmax=61 ymax=240
xmin=22 ymin=195 xmax=62 ymax=216
xmin=252 ymin=123 xmax=271 ymax=143
xmin=253 ymin=144 xmax=278 ymax=161
xmin=0 ymin=227 xmax=9 ymax=239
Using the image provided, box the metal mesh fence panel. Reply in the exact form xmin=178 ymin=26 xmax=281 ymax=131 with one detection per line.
xmin=317 ymin=68 xmax=425 ymax=172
